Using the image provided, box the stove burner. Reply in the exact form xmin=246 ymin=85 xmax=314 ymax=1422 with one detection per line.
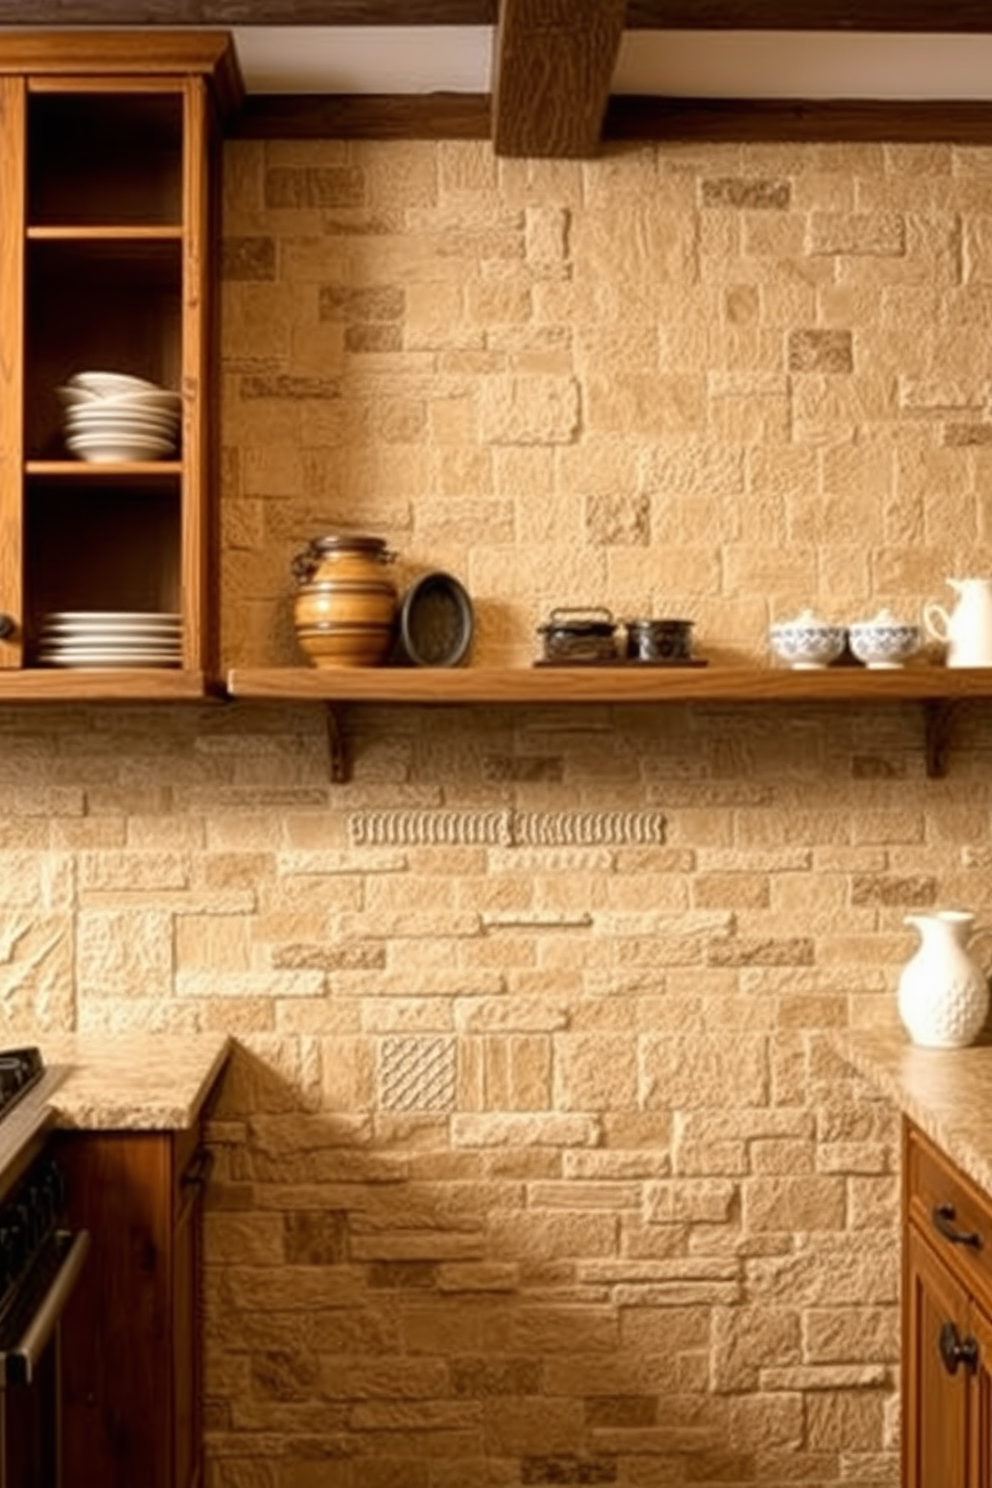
xmin=0 ymin=1050 xmax=43 ymax=1120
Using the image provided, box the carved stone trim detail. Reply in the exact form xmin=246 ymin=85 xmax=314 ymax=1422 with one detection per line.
xmin=350 ymin=809 xmax=665 ymax=849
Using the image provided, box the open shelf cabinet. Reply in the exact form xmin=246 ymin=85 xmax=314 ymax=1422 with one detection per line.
xmin=0 ymin=31 xmax=242 ymax=700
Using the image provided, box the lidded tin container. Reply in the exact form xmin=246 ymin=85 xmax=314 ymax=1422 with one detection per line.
xmin=292 ymin=533 xmax=397 ymax=668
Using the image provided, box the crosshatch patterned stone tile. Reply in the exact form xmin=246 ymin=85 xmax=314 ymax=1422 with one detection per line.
xmin=378 ymin=1035 xmax=457 ymax=1112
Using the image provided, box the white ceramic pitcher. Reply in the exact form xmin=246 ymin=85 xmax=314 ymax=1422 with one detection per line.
xmin=924 ymin=578 xmax=992 ymax=667
xmin=897 ymin=911 xmax=992 ymax=1048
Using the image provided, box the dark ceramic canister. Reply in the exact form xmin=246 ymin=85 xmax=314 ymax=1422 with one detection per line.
xmin=537 ymin=608 xmax=619 ymax=663
xmin=625 ymin=618 xmax=694 ymax=663
xmin=395 ymin=571 xmax=474 ymax=667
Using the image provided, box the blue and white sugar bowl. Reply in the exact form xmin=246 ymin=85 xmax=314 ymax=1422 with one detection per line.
xmin=848 ymin=608 xmax=922 ymax=669
xmin=768 ymin=608 xmax=846 ymax=669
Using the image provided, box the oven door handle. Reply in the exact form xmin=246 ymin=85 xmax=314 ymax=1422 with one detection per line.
xmin=3 ymin=1229 xmax=90 ymax=1387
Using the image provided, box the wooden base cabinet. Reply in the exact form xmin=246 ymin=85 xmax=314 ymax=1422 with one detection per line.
xmin=55 ymin=1124 xmax=210 ymax=1488
xmin=904 ymin=1122 xmax=992 ymax=1488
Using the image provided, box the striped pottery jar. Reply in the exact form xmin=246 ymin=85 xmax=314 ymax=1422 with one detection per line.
xmin=291 ymin=534 xmax=397 ymax=667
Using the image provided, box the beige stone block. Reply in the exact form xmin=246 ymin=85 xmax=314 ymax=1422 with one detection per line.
xmin=572 ymin=204 xmax=696 ymax=302
xmin=644 ymin=440 xmax=745 ymax=501
xmin=964 ymin=215 xmax=992 ymax=283
xmin=711 ymin=1305 xmax=802 ymax=1392
xmin=176 ymin=915 xmax=251 ymax=972
xmin=320 ymin=1035 xmax=375 ymax=1111
xmin=742 ymin=212 xmax=806 ymax=257
xmin=204 ymin=1212 xmax=285 ymax=1265
xmin=483 ymin=1398 xmax=586 ymax=1456
xmin=727 ymin=1392 xmax=804 ymax=1451
xmin=804 ymin=1306 xmax=900 ymax=1364
xmin=452 ymin=1112 xmax=599 ymax=1148
xmin=77 ymin=909 xmax=172 ymax=998
xmin=692 ymin=873 xmax=770 ymax=910
xmin=529 ymin=1180 xmax=640 ymax=1211
xmin=480 ymin=1034 xmax=551 ymax=1110
xmin=486 ymin=1209 xmax=617 ymax=1264
xmin=476 ymin=375 xmax=580 ymax=446
xmin=585 ymin=374 xmax=707 ymax=439
xmin=645 ymin=1178 xmax=737 ymax=1225
xmin=749 ymin=1234 xmax=898 ymax=1307
xmin=0 ymin=914 xmax=73 ymax=1031
xmin=641 ymin=1034 xmax=768 ymax=1109
xmin=743 ymin=1175 xmax=846 ymax=1232
xmin=361 ymin=141 xmax=439 ymax=211
xmin=805 ymin=1390 xmax=888 ymax=1451
xmin=808 ymin=213 xmax=905 ymax=256
xmin=438 ymin=140 xmax=496 ymax=194
xmin=848 ymin=1176 xmax=901 ymax=1231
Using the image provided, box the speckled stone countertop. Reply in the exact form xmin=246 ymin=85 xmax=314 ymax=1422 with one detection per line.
xmin=36 ymin=1034 xmax=231 ymax=1131
xmin=834 ymin=1029 xmax=992 ymax=1196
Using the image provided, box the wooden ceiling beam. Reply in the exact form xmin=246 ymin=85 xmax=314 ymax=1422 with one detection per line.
xmin=605 ymin=95 xmax=992 ymax=141
xmin=625 ymin=0 xmax=992 ymax=31
xmin=235 ymin=91 xmax=490 ymax=137
xmin=492 ymin=0 xmax=627 ymax=157
xmin=0 ymin=0 xmax=495 ymax=22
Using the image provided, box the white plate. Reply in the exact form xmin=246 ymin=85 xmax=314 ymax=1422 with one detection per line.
xmin=40 ymin=640 xmax=182 ymax=655
xmin=40 ymin=639 xmax=184 ymax=651
xmin=68 ymin=371 xmax=165 ymax=395
xmin=40 ymin=628 xmax=182 ymax=642
xmin=66 ymin=443 xmax=176 ymax=464
xmin=58 ymin=386 xmax=181 ymax=413
xmin=45 ymin=611 xmax=181 ymax=625
xmin=65 ymin=412 xmax=180 ymax=434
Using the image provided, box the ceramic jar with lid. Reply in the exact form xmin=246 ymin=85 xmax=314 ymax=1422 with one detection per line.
xmin=292 ymin=534 xmax=397 ymax=668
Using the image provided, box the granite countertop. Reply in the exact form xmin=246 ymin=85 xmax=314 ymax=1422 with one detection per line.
xmin=37 ymin=1033 xmax=232 ymax=1131
xmin=834 ymin=1028 xmax=992 ymax=1196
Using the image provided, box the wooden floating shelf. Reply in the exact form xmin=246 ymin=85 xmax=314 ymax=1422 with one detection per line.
xmin=225 ymin=664 xmax=992 ymax=706
xmin=226 ymin=664 xmax=992 ymax=782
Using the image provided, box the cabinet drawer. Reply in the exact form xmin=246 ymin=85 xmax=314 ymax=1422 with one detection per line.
xmin=906 ymin=1123 xmax=992 ymax=1316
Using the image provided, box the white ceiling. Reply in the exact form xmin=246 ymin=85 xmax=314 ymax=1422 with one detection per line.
xmin=226 ymin=26 xmax=992 ymax=100
xmin=4 ymin=24 xmax=992 ymax=102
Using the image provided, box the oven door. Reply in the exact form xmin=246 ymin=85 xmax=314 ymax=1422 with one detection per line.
xmin=0 ymin=1229 xmax=89 ymax=1488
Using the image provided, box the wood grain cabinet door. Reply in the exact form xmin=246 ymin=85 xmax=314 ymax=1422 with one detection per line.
xmin=968 ymin=1301 xmax=992 ymax=1488
xmin=905 ymin=1225 xmax=972 ymax=1488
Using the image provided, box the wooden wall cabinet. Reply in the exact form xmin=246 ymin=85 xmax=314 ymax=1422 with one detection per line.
xmin=0 ymin=33 xmax=241 ymax=700
xmin=904 ymin=1121 xmax=992 ymax=1488
xmin=55 ymin=1124 xmax=211 ymax=1488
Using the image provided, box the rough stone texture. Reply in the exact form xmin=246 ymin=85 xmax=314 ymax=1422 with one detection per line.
xmin=22 ymin=135 xmax=992 ymax=1488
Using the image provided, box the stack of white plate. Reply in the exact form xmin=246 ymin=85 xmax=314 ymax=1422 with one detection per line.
xmin=58 ymin=371 xmax=182 ymax=464
xmin=37 ymin=611 xmax=182 ymax=668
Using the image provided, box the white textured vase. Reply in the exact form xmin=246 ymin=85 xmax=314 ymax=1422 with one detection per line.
xmin=897 ymin=911 xmax=991 ymax=1049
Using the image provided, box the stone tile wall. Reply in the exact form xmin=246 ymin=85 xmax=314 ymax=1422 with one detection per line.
xmin=13 ymin=135 xmax=992 ymax=1486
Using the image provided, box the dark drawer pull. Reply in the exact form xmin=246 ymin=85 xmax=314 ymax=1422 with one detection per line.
xmin=940 ymin=1320 xmax=979 ymax=1376
xmin=933 ymin=1204 xmax=983 ymax=1249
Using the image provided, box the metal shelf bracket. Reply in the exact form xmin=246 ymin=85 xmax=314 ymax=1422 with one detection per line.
xmin=924 ymin=700 xmax=956 ymax=779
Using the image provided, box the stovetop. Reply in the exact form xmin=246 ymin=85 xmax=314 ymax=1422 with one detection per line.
xmin=0 ymin=1048 xmax=43 ymax=1118
xmin=0 ymin=1049 xmax=57 ymax=1207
